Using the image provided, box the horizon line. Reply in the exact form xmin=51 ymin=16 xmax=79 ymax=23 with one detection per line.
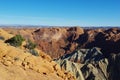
xmin=0 ymin=24 xmax=119 ymax=28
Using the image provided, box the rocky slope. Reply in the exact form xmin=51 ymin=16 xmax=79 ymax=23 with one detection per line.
xmin=0 ymin=29 xmax=13 ymax=40
xmin=76 ymin=28 xmax=120 ymax=57
xmin=3 ymin=28 xmax=36 ymax=41
xmin=3 ymin=27 xmax=84 ymax=58
xmin=33 ymin=27 xmax=84 ymax=58
xmin=0 ymin=29 xmax=75 ymax=80
xmin=55 ymin=47 xmax=120 ymax=80
xmin=32 ymin=27 xmax=120 ymax=59
xmin=2 ymin=27 xmax=120 ymax=80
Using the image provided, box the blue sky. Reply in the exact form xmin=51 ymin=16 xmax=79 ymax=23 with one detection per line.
xmin=0 ymin=0 xmax=120 ymax=26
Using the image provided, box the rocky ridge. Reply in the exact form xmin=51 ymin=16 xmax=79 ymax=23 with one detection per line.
xmin=2 ymin=27 xmax=120 ymax=80
xmin=55 ymin=47 xmax=120 ymax=80
xmin=0 ymin=29 xmax=75 ymax=80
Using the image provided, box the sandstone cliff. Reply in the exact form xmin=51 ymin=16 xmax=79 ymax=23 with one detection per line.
xmin=0 ymin=29 xmax=75 ymax=80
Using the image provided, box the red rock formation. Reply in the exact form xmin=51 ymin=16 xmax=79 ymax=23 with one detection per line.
xmin=76 ymin=28 xmax=120 ymax=57
xmin=3 ymin=27 xmax=120 ymax=58
xmin=33 ymin=27 xmax=84 ymax=58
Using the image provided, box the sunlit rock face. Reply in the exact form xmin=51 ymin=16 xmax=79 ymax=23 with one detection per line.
xmin=33 ymin=27 xmax=120 ymax=59
xmin=33 ymin=27 xmax=84 ymax=58
xmin=0 ymin=29 xmax=76 ymax=80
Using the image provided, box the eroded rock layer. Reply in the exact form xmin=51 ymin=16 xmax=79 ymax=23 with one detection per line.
xmin=56 ymin=47 xmax=120 ymax=80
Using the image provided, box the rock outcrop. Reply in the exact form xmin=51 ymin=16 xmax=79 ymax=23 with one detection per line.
xmin=33 ymin=27 xmax=84 ymax=58
xmin=76 ymin=28 xmax=120 ymax=57
xmin=0 ymin=29 xmax=75 ymax=80
xmin=57 ymin=47 xmax=103 ymax=63
xmin=107 ymin=53 xmax=120 ymax=80
xmin=56 ymin=47 xmax=120 ymax=80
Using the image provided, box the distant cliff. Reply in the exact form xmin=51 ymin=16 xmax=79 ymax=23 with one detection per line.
xmin=3 ymin=27 xmax=120 ymax=59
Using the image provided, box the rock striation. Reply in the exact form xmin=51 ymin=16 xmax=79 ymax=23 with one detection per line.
xmin=56 ymin=47 xmax=120 ymax=80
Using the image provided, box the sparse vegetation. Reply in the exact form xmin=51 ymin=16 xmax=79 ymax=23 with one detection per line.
xmin=5 ymin=34 xmax=25 ymax=47
xmin=25 ymin=39 xmax=38 ymax=56
xmin=25 ymin=39 xmax=37 ymax=49
xmin=29 ymin=49 xmax=39 ymax=56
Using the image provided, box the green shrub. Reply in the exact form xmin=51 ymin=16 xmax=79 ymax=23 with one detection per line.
xmin=26 ymin=39 xmax=37 ymax=49
xmin=25 ymin=39 xmax=38 ymax=56
xmin=5 ymin=35 xmax=25 ymax=47
xmin=29 ymin=49 xmax=39 ymax=56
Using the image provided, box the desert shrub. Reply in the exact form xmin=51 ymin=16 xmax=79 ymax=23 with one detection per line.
xmin=29 ymin=49 xmax=39 ymax=56
xmin=25 ymin=39 xmax=38 ymax=56
xmin=25 ymin=39 xmax=37 ymax=49
xmin=5 ymin=35 xmax=25 ymax=47
xmin=0 ymin=36 xmax=5 ymax=40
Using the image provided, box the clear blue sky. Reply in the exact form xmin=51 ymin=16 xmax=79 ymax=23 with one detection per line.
xmin=0 ymin=0 xmax=120 ymax=26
